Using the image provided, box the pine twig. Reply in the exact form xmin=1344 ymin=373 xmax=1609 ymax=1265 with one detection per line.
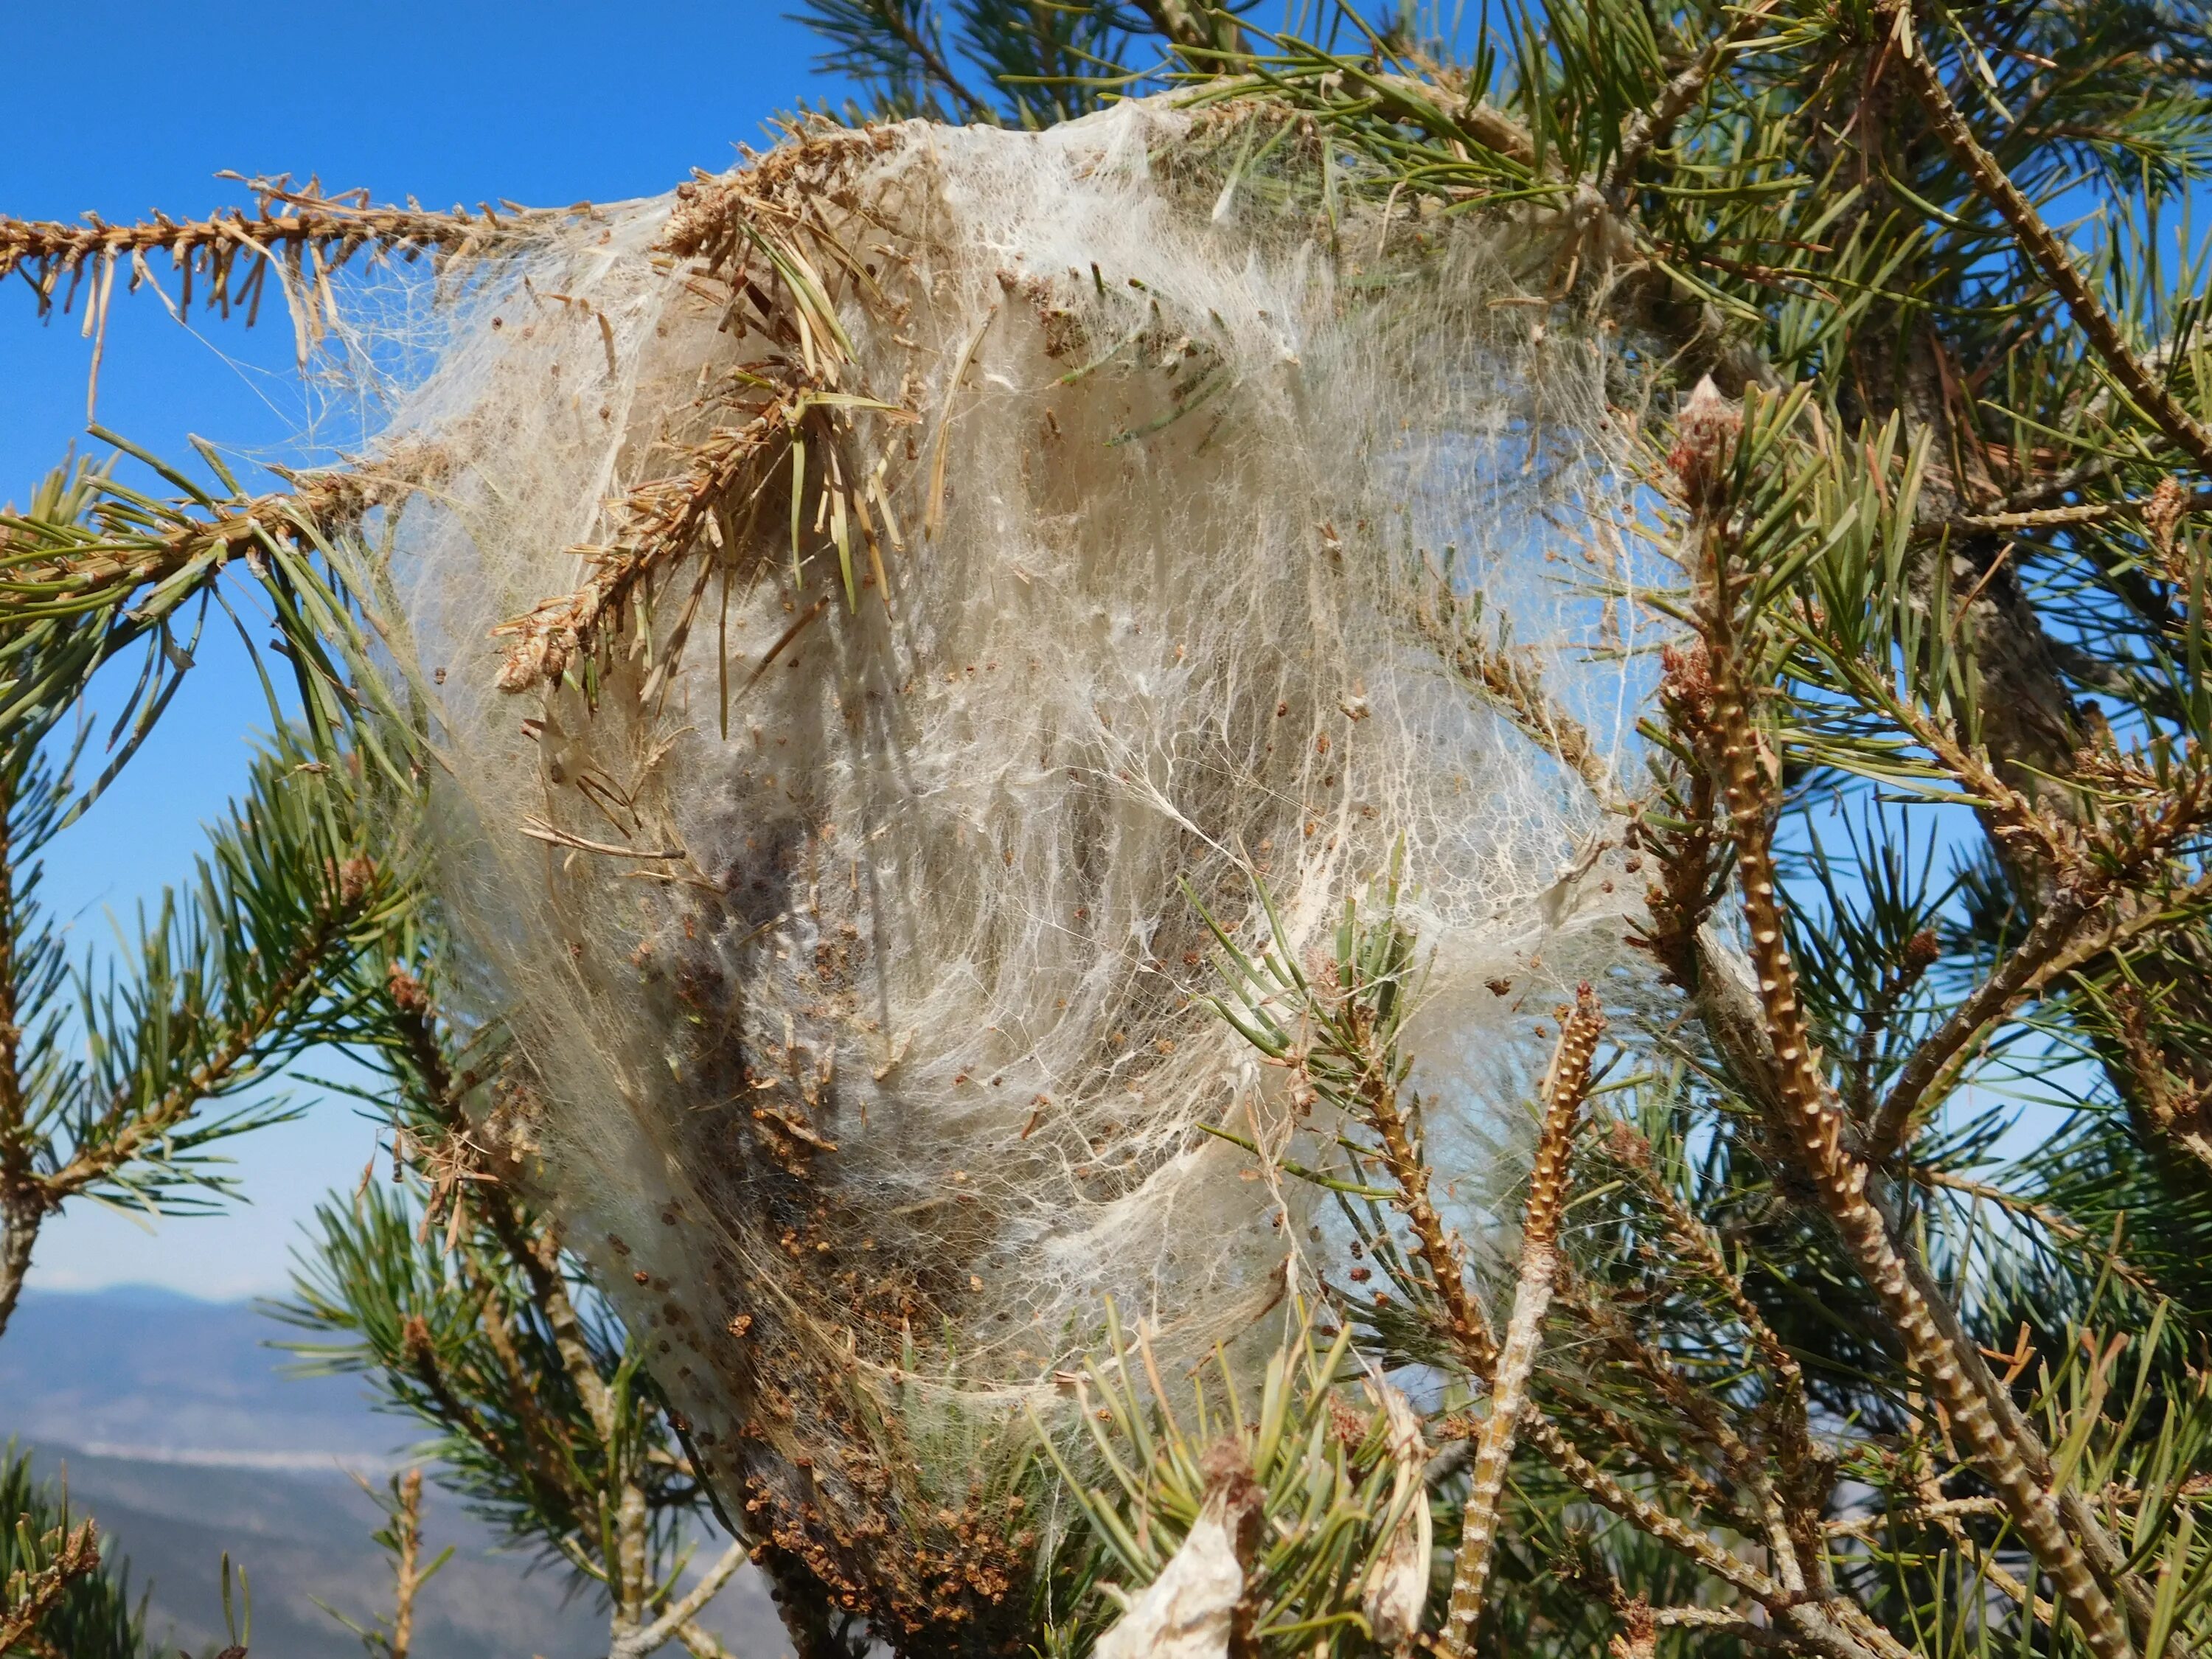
xmin=0 ymin=776 xmax=30 ymax=1346
xmin=1412 ymin=572 xmax=1624 ymax=807
xmin=1913 ymin=1166 xmax=2158 ymax=1295
xmin=818 ymin=1 xmax=995 ymax=120
xmin=41 ymin=874 xmax=366 ymax=1201
xmin=0 ymin=856 xmax=379 ymax=1338
xmin=1649 ymin=1604 xmax=1792 ymax=1646
xmin=1885 ymin=4 xmax=2212 ymax=479
xmin=2108 ymin=985 xmax=2212 ymax=1185
xmin=484 ymin=401 xmax=790 ymax=693
xmin=1700 ymin=604 xmax=2136 ymax=1659
xmin=3 ymin=179 xmax=570 ymax=414
xmin=384 ymin=974 xmax=621 ymax=1446
xmin=1439 ymin=987 xmax=1606 ymax=1654
xmin=678 ymin=1621 xmax=740 ymax=1659
xmin=490 ymin=182 xmax=917 ymax=698
xmin=1 ymin=181 xmax=563 ymax=324
xmin=1522 ymin=1413 xmax=1786 ymax=1604
xmin=1606 ymin=0 xmax=1787 ymax=200
xmin=1867 ymin=891 xmax=2086 ymax=1160
xmin=0 ymin=1513 xmax=100 ymax=1651
xmin=1528 ymin=1414 xmax=1918 ymax=1659
xmin=1553 ymin=1271 xmax=1786 ymax=1535
xmin=378 ymin=969 xmax=717 ymax=1653
xmin=0 ymin=447 xmax=437 ymax=617
xmin=611 ymin=1540 xmax=751 ymax=1659
xmin=1338 ymin=992 xmax=1499 ymax=1371
xmin=1919 ymin=488 xmax=2212 ymax=540
xmin=387 ymin=1469 xmax=427 ymax=1659
xmin=1134 ymin=0 xmax=1240 ymax=55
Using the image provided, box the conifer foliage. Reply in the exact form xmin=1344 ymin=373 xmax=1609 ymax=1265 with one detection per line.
xmin=10 ymin=1 xmax=2212 ymax=1655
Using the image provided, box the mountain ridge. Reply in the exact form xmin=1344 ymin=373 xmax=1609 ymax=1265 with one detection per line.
xmin=5 ymin=1285 xmax=788 ymax=1658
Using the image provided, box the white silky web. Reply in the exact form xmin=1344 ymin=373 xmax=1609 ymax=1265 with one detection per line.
xmin=369 ymin=97 xmax=1652 ymax=1635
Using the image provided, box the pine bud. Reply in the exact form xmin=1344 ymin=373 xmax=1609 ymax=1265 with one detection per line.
xmin=2147 ymin=475 xmax=2189 ymax=580
xmin=1666 ymin=375 xmax=1742 ymax=514
xmin=335 ymin=855 xmax=377 ymax=908
xmin=387 ymin=961 xmax=431 ymax=1013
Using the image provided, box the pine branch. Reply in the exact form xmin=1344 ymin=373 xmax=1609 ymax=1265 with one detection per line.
xmin=0 ymin=447 xmax=434 ymax=619
xmin=677 ymin=1621 xmax=739 ymax=1659
xmin=1343 ymin=995 xmax=1493 ymax=1368
xmin=1441 ymin=987 xmax=1605 ymax=1653
xmin=1886 ymin=3 xmax=2212 ymax=479
xmin=0 ymin=1447 xmax=147 ymax=1659
xmin=611 ymin=1540 xmax=751 ymax=1659
xmin=1 ymin=442 xmax=434 ymax=834
xmin=490 ymin=402 xmax=797 ymax=695
xmin=321 ymin=1466 xmax=453 ymax=1659
xmin=1596 ymin=1116 xmax=1822 ymax=1495
xmin=0 ymin=731 xmax=394 ymax=1338
xmin=0 ymin=179 xmax=568 ymax=324
xmin=1866 ymin=891 xmax=2087 ymax=1160
xmin=1524 ymin=1385 xmax=1916 ymax=1659
xmin=386 ymin=1469 xmax=428 ymax=1659
xmin=495 ymin=176 xmax=917 ymax=696
xmin=279 ymin=952 xmax=736 ymax=1653
xmin=1923 ymin=488 xmax=2212 ymax=540
xmin=1132 ymin=0 xmax=1236 ymax=54
xmin=1606 ymin=0 xmax=1787 ymax=201
xmin=0 ymin=1514 xmax=100 ymax=1652
xmin=1694 ymin=487 xmax=2137 ymax=1659
xmin=1520 ymin=1413 xmax=1785 ymax=1605
xmin=2107 ymin=984 xmax=2212 ymax=1184
xmin=1412 ymin=567 xmax=1624 ymax=806
xmin=0 ymin=768 xmax=30 ymax=1341
xmin=383 ymin=969 xmax=620 ymax=1445
xmin=41 ymin=869 xmax=367 ymax=1203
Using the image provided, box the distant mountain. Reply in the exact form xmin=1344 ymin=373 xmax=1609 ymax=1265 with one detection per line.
xmin=1 ymin=1285 xmax=391 ymax=1467
xmin=4 ymin=1286 xmax=789 ymax=1658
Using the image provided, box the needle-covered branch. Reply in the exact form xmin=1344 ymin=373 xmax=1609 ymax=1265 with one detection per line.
xmin=1 ymin=177 xmax=574 ymax=338
xmin=0 ymin=1444 xmax=147 ymax=1659
xmin=319 ymin=1467 xmax=454 ymax=1659
xmin=1 ymin=445 xmax=431 ymax=826
xmin=0 ymin=728 xmax=402 ymax=1337
xmin=0 ymin=1509 xmax=100 ymax=1652
xmin=1679 ymin=382 xmax=2140 ymax=1659
xmin=273 ymin=945 xmax=745 ymax=1659
xmin=492 ymin=181 xmax=917 ymax=698
xmin=1882 ymin=2 xmax=2212 ymax=479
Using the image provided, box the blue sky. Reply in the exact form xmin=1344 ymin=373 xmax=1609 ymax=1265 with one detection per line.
xmin=4 ymin=0 xmax=848 ymax=1298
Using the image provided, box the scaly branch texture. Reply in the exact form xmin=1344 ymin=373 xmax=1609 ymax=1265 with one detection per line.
xmin=1683 ymin=386 xmax=2133 ymax=1658
xmin=1439 ymin=985 xmax=1605 ymax=1653
xmin=0 ymin=1512 xmax=99 ymax=1652
xmin=0 ymin=1443 xmax=145 ymax=1659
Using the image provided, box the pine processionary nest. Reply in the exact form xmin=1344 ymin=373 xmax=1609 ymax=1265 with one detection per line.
xmin=369 ymin=97 xmax=1655 ymax=1641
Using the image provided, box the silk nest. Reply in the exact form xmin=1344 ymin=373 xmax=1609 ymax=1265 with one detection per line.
xmin=362 ymin=94 xmax=1655 ymax=1621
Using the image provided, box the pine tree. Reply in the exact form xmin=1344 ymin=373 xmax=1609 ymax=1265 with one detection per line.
xmin=8 ymin=1 xmax=2212 ymax=1654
